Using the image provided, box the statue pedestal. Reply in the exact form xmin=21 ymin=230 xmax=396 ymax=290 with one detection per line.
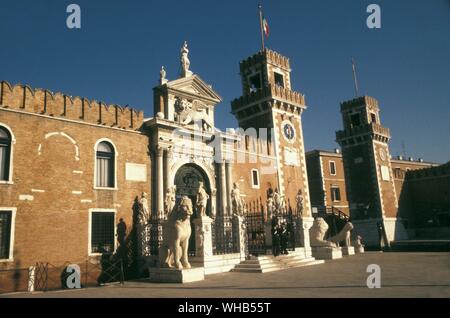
xmin=148 ymin=267 xmax=205 ymax=283
xmin=354 ymin=246 xmax=365 ymax=254
xmin=342 ymin=246 xmax=355 ymax=256
xmin=311 ymin=247 xmax=343 ymax=260
xmin=193 ymin=216 xmax=214 ymax=258
xmin=232 ymin=215 xmax=248 ymax=260
xmin=298 ymin=217 xmax=314 ymax=258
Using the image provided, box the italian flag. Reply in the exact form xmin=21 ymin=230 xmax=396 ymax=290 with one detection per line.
xmin=263 ymin=16 xmax=270 ymax=37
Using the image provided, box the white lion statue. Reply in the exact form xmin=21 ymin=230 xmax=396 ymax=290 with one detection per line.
xmin=309 ymin=217 xmax=336 ymax=247
xmin=329 ymin=222 xmax=354 ymax=247
xmin=159 ymin=196 xmax=193 ymax=269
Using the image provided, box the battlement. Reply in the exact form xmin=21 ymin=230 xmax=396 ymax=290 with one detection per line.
xmin=341 ymin=96 xmax=379 ymax=112
xmin=239 ymin=48 xmax=291 ymax=72
xmin=406 ymin=162 xmax=450 ymax=180
xmin=0 ymin=81 xmax=144 ymax=130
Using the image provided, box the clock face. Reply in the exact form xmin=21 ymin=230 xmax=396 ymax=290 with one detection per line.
xmin=282 ymin=121 xmax=296 ymax=142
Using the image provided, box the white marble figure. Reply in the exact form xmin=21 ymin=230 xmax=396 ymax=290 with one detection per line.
xmin=273 ymin=188 xmax=285 ymax=214
xmin=164 ymin=186 xmax=177 ymax=220
xmin=160 ymin=66 xmax=166 ymax=80
xmin=196 ymin=181 xmax=209 ymax=217
xmin=329 ymin=222 xmax=354 ymax=247
xmin=295 ymin=189 xmax=304 ymax=216
xmin=309 ymin=217 xmax=337 ymax=248
xmin=267 ymin=197 xmax=274 ymax=219
xmin=352 ymin=235 xmax=365 ymax=252
xmin=174 ymin=97 xmax=213 ymax=131
xmin=180 ymin=41 xmax=191 ymax=77
xmin=139 ymin=192 xmax=150 ymax=225
xmin=159 ymin=196 xmax=193 ymax=269
xmin=231 ymin=182 xmax=244 ymax=216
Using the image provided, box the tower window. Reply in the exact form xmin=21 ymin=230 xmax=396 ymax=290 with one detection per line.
xmin=329 ymin=161 xmax=336 ymax=176
xmin=350 ymin=113 xmax=361 ymax=127
xmin=331 ymin=186 xmax=341 ymax=202
xmin=248 ymin=74 xmax=262 ymax=93
xmin=251 ymin=169 xmax=260 ymax=188
xmin=370 ymin=113 xmax=377 ymax=123
xmin=274 ymin=72 xmax=284 ymax=88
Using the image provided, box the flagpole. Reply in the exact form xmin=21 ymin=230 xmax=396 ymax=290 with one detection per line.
xmin=259 ymin=3 xmax=265 ymax=51
xmin=351 ymin=57 xmax=359 ymax=97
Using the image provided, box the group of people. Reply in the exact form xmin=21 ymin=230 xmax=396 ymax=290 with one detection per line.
xmin=271 ymin=218 xmax=290 ymax=257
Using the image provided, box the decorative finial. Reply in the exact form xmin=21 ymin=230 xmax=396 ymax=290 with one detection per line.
xmin=180 ymin=41 xmax=192 ymax=78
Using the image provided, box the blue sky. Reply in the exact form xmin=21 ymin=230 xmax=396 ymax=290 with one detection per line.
xmin=0 ymin=0 xmax=449 ymax=163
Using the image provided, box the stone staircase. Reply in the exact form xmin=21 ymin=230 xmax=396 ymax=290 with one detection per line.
xmin=232 ymin=251 xmax=325 ymax=273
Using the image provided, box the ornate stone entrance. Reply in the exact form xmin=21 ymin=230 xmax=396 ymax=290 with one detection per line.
xmin=173 ymin=163 xmax=212 ymax=218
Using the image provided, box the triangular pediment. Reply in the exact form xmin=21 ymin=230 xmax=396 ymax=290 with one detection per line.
xmin=166 ymin=75 xmax=222 ymax=103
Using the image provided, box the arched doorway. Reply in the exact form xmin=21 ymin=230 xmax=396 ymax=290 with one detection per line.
xmin=173 ymin=163 xmax=212 ymax=256
xmin=173 ymin=163 xmax=212 ymax=218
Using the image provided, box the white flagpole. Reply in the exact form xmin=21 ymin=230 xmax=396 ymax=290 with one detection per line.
xmin=352 ymin=57 xmax=359 ymax=97
xmin=259 ymin=3 xmax=265 ymax=51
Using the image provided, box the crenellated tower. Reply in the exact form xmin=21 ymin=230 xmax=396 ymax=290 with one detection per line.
xmin=336 ymin=96 xmax=408 ymax=247
xmin=231 ymin=49 xmax=312 ymax=218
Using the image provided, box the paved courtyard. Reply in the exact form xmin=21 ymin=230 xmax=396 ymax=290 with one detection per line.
xmin=2 ymin=252 xmax=450 ymax=298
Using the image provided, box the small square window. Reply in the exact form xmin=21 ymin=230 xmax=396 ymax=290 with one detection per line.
xmin=350 ymin=113 xmax=361 ymax=127
xmin=331 ymin=187 xmax=341 ymax=202
xmin=274 ymin=72 xmax=284 ymax=88
xmin=249 ymin=74 xmax=262 ymax=93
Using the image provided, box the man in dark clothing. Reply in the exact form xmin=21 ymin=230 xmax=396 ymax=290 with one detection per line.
xmin=279 ymin=222 xmax=289 ymax=255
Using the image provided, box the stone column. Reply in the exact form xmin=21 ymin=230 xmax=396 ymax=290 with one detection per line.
xmin=193 ymin=216 xmax=214 ymax=258
xmin=225 ymin=161 xmax=232 ymax=216
xmin=219 ymin=162 xmax=227 ymax=216
xmin=156 ymin=147 xmax=164 ymax=219
xmin=233 ymin=215 xmax=247 ymax=260
xmin=163 ymin=148 xmax=171 ymax=194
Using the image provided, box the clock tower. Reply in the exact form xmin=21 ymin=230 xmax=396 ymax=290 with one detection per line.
xmin=336 ymin=96 xmax=408 ymax=247
xmin=231 ymin=49 xmax=312 ymax=218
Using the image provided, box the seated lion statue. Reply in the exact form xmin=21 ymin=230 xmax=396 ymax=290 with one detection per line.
xmin=329 ymin=222 xmax=354 ymax=247
xmin=309 ymin=217 xmax=336 ymax=248
xmin=159 ymin=196 xmax=193 ymax=269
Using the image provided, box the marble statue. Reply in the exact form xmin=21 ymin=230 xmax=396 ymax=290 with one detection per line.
xmin=231 ymin=182 xmax=244 ymax=216
xmin=159 ymin=196 xmax=193 ymax=269
xmin=267 ymin=197 xmax=274 ymax=219
xmin=352 ymin=235 xmax=365 ymax=252
xmin=295 ymin=189 xmax=304 ymax=216
xmin=160 ymin=66 xmax=166 ymax=80
xmin=180 ymin=41 xmax=191 ymax=77
xmin=174 ymin=97 xmax=213 ymax=131
xmin=329 ymin=222 xmax=354 ymax=247
xmin=139 ymin=192 xmax=150 ymax=225
xmin=196 ymin=182 xmax=209 ymax=217
xmin=309 ymin=217 xmax=337 ymax=248
xmin=164 ymin=186 xmax=177 ymax=220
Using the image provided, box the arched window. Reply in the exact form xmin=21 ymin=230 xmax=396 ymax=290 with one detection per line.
xmin=96 ymin=141 xmax=115 ymax=188
xmin=0 ymin=127 xmax=11 ymax=181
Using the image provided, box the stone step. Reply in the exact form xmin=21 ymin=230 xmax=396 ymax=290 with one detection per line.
xmin=232 ymin=255 xmax=324 ymax=273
